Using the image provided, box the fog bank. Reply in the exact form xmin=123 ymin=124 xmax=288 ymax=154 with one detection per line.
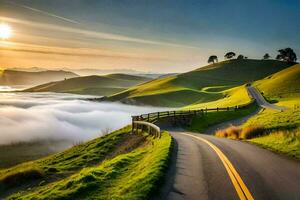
xmin=0 ymin=92 xmax=167 ymax=145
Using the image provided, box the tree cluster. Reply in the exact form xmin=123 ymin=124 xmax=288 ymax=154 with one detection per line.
xmin=207 ymin=47 xmax=297 ymax=64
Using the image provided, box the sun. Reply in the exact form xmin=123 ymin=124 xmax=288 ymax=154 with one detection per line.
xmin=0 ymin=23 xmax=12 ymax=40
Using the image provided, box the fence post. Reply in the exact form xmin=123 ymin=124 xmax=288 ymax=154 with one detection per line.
xmin=147 ymin=114 xmax=150 ymax=122
xmin=131 ymin=117 xmax=134 ymax=134
xmin=217 ymin=107 xmax=219 ymax=112
xmin=157 ymin=112 xmax=160 ymax=119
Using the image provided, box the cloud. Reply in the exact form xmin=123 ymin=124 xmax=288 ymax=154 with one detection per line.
xmin=0 ymin=16 xmax=199 ymax=49
xmin=0 ymin=92 xmax=167 ymax=145
xmin=5 ymin=0 xmax=80 ymax=24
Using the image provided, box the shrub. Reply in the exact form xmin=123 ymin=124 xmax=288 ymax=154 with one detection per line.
xmin=240 ymin=125 xmax=265 ymax=139
xmin=215 ymin=129 xmax=227 ymax=138
xmin=215 ymin=125 xmax=265 ymax=140
xmin=215 ymin=125 xmax=241 ymax=139
xmin=226 ymin=126 xmax=241 ymax=139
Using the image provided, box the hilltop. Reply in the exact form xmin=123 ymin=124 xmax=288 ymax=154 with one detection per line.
xmin=0 ymin=69 xmax=78 ymax=86
xmin=25 ymin=73 xmax=152 ymax=96
xmin=105 ymin=59 xmax=294 ymax=107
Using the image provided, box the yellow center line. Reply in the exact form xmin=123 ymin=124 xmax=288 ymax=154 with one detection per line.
xmin=182 ymin=133 xmax=254 ymax=200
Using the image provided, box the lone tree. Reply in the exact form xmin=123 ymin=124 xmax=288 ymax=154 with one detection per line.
xmin=224 ymin=52 xmax=236 ymax=60
xmin=263 ymin=53 xmax=270 ymax=60
xmin=208 ymin=55 xmax=218 ymax=64
xmin=237 ymin=54 xmax=244 ymax=60
xmin=276 ymin=48 xmax=297 ymax=62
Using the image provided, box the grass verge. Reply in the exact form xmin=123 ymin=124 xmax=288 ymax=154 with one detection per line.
xmin=0 ymin=126 xmax=144 ymax=197
xmin=215 ymin=125 xmax=300 ymax=160
xmin=248 ymin=128 xmax=300 ymax=160
xmin=189 ymin=104 xmax=257 ymax=133
xmin=7 ymin=131 xmax=172 ymax=200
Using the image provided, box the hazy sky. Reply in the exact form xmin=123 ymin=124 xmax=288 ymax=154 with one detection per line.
xmin=0 ymin=0 xmax=299 ymax=72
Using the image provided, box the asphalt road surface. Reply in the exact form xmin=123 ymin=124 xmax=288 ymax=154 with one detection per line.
xmin=246 ymin=86 xmax=287 ymax=111
xmin=155 ymin=131 xmax=300 ymax=200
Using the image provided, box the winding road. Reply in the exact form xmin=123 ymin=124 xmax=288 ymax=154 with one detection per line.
xmin=153 ymin=86 xmax=299 ymax=200
xmin=246 ymin=86 xmax=288 ymax=111
xmin=156 ymin=132 xmax=300 ymax=200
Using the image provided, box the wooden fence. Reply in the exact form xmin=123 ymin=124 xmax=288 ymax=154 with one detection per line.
xmin=132 ymin=121 xmax=161 ymax=138
xmin=131 ymin=100 xmax=256 ymax=137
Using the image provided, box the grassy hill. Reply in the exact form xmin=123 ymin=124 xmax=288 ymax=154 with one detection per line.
xmin=254 ymin=63 xmax=300 ymax=99
xmin=0 ymin=126 xmax=172 ymax=199
xmin=24 ymin=74 xmax=152 ymax=96
xmin=245 ymin=63 xmax=300 ymax=129
xmin=0 ymin=70 xmax=78 ymax=86
xmin=213 ymin=64 xmax=300 ymax=159
xmin=105 ymin=59 xmax=293 ymax=107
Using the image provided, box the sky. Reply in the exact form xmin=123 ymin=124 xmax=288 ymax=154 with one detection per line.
xmin=0 ymin=0 xmax=299 ymax=73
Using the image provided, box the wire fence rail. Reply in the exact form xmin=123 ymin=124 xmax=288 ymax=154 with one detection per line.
xmin=132 ymin=100 xmax=256 ymax=138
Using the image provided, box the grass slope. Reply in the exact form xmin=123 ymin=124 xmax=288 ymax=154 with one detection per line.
xmin=249 ymin=128 xmax=300 ymax=159
xmin=0 ymin=127 xmax=172 ymax=200
xmin=106 ymin=59 xmax=293 ymax=107
xmin=254 ymin=63 xmax=300 ymax=99
xmin=190 ymin=104 xmax=257 ymax=133
xmin=24 ymin=74 xmax=152 ymax=96
xmin=8 ymin=132 xmax=172 ymax=200
xmin=245 ymin=64 xmax=300 ymax=129
xmin=0 ymin=70 xmax=78 ymax=86
xmin=185 ymin=85 xmax=251 ymax=110
xmin=214 ymin=64 xmax=300 ymax=159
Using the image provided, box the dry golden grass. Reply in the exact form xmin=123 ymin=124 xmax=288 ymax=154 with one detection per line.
xmin=215 ymin=125 xmax=265 ymax=140
xmin=215 ymin=126 xmax=241 ymax=139
xmin=240 ymin=125 xmax=265 ymax=139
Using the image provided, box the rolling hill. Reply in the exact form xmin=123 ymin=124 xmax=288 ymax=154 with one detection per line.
xmin=0 ymin=69 xmax=78 ymax=86
xmin=25 ymin=74 xmax=152 ymax=96
xmin=105 ymin=59 xmax=294 ymax=107
xmin=254 ymin=63 xmax=300 ymax=99
xmin=0 ymin=127 xmax=172 ymax=199
xmin=244 ymin=63 xmax=300 ymax=129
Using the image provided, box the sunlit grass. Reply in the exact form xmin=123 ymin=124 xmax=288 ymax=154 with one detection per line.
xmin=6 ymin=131 xmax=172 ymax=200
xmin=185 ymin=85 xmax=251 ymax=110
xmin=249 ymin=128 xmax=300 ymax=159
xmin=107 ymin=59 xmax=292 ymax=107
xmin=189 ymin=104 xmax=257 ymax=133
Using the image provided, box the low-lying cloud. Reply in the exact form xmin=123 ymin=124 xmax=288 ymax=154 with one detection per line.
xmin=0 ymin=92 xmax=167 ymax=145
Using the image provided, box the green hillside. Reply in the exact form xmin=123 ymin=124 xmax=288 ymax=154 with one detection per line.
xmin=254 ymin=63 xmax=300 ymax=99
xmin=244 ymin=63 xmax=300 ymax=129
xmin=0 ymin=127 xmax=172 ymax=199
xmin=0 ymin=70 xmax=78 ymax=86
xmin=105 ymin=59 xmax=293 ymax=107
xmin=25 ymin=74 xmax=152 ymax=96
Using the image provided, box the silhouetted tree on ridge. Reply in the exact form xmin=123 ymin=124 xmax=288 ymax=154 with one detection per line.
xmin=263 ymin=53 xmax=270 ymax=60
xmin=224 ymin=52 xmax=236 ymax=60
xmin=237 ymin=54 xmax=244 ymax=60
xmin=208 ymin=55 xmax=218 ymax=64
xmin=276 ymin=48 xmax=297 ymax=63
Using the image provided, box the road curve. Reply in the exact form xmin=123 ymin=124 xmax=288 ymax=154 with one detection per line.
xmin=247 ymin=86 xmax=287 ymax=111
xmin=155 ymin=131 xmax=300 ymax=200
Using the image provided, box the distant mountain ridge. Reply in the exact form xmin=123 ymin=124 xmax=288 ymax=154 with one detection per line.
xmin=0 ymin=70 xmax=78 ymax=86
xmin=24 ymin=73 xmax=152 ymax=96
xmin=7 ymin=67 xmax=170 ymax=78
